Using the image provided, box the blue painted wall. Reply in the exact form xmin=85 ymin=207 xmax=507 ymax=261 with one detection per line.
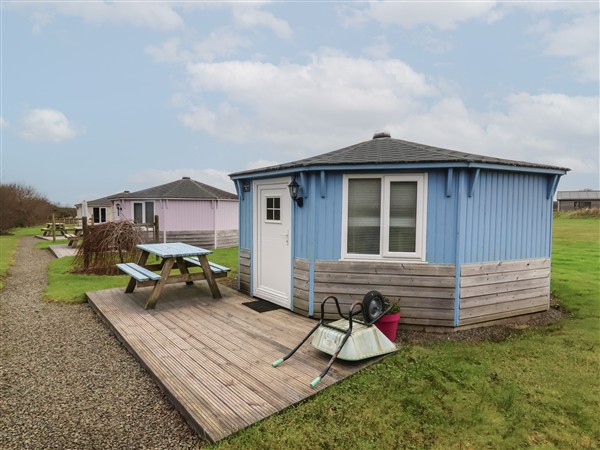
xmin=237 ymin=168 xmax=555 ymax=266
xmin=293 ymin=172 xmax=343 ymax=261
xmin=425 ymin=170 xmax=458 ymax=264
xmin=237 ymin=186 xmax=253 ymax=251
xmin=290 ymin=170 xmax=457 ymax=264
xmin=462 ymin=170 xmax=553 ymax=263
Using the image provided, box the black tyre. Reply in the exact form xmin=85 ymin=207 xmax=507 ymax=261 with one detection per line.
xmin=362 ymin=290 xmax=384 ymax=323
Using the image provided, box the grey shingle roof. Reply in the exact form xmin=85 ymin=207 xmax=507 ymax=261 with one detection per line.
xmin=230 ymin=134 xmax=570 ymax=177
xmin=76 ymin=192 xmax=126 ymax=207
xmin=557 ymin=190 xmax=600 ymax=200
xmin=109 ymin=178 xmax=238 ymax=200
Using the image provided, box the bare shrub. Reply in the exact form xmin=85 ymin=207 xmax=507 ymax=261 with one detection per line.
xmin=73 ymin=221 xmax=143 ymax=275
xmin=0 ymin=183 xmax=54 ymax=232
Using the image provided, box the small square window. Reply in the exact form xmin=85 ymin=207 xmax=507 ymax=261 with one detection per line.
xmin=266 ymin=196 xmax=281 ymax=222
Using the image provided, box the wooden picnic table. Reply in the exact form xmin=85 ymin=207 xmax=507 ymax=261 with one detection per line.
xmin=66 ymin=227 xmax=83 ymax=247
xmin=118 ymin=242 xmax=229 ymax=310
xmin=41 ymin=223 xmax=69 ymax=237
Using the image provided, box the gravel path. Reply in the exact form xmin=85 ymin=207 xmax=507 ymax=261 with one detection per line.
xmin=0 ymin=237 xmax=205 ymax=449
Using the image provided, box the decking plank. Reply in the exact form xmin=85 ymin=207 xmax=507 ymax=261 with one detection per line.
xmin=87 ymin=284 xmax=384 ymax=443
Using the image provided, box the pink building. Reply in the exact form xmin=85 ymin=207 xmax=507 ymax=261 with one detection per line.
xmin=110 ymin=177 xmax=238 ymax=248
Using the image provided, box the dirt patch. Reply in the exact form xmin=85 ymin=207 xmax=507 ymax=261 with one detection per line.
xmin=396 ymin=299 xmax=568 ymax=345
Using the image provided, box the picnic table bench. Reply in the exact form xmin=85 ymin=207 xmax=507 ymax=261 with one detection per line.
xmin=65 ymin=227 xmax=84 ymax=247
xmin=117 ymin=242 xmax=229 ymax=310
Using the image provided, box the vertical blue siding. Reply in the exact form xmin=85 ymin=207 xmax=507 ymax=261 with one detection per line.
xmin=462 ymin=170 xmax=553 ymax=263
xmin=292 ymin=169 xmax=460 ymax=264
xmin=292 ymin=172 xmax=343 ymax=262
xmin=238 ymin=186 xmax=253 ymax=250
xmin=315 ymin=173 xmax=343 ymax=261
xmin=237 ymin=167 xmax=555 ymax=275
xmin=425 ymin=170 xmax=458 ymax=264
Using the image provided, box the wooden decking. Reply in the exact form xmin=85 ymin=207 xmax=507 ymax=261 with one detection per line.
xmin=49 ymin=244 xmax=77 ymax=258
xmin=87 ymin=284 xmax=382 ymax=442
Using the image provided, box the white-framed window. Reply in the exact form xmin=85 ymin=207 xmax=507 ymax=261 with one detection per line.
xmin=92 ymin=207 xmax=107 ymax=224
xmin=265 ymin=196 xmax=281 ymax=223
xmin=341 ymin=174 xmax=427 ymax=261
xmin=133 ymin=201 xmax=155 ymax=224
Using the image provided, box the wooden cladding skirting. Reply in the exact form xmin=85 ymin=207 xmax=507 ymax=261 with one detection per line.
xmin=165 ymin=230 xmax=238 ymax=249
xmin=293 ymin=258 xmax=310 ymax=316
xmin=239 ymin=248 xmax=251 ymax=295
xmin=459 ymin=258 xmax=550 ymax=326
xmin=293 ymin=259 xmax=455 ymax=327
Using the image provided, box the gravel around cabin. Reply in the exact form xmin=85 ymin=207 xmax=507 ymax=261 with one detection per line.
xmin=0 ymin=236 xmax=205 ymax=449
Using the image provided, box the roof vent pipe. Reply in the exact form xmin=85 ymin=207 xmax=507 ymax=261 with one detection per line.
xmin=373 ymin=131 xmax=391 ymax=139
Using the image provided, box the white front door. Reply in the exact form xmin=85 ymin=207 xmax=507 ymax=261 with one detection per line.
xmin=253 ymin=178 xmax=292 ymax=308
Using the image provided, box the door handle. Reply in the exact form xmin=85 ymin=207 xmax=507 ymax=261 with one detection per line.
xmin=280 ymin=231 xmax=289 ymax=245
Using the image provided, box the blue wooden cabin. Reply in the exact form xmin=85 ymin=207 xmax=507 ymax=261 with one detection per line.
xmin=230 ymin=132 xmax=568 ymax=330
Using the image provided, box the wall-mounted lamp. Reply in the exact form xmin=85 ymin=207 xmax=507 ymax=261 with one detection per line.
xmin=242 ymin=181 xmax=251 ymax=193
xmin=288 ymin=177 xmax=303 ymax=207
xmin=116 ymin=203 xmax=122 ymax=216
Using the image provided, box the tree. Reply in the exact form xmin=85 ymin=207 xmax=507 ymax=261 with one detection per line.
xmin=0 ymin=183 xmax=54 ymax=232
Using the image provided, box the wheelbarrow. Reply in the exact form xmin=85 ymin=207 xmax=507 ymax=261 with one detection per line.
xmin=272 ymin=290 xmax=397 ymax=388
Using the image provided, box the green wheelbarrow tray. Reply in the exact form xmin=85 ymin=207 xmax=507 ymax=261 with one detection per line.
xmin=272 ymin=290 xmax=397 ymax=388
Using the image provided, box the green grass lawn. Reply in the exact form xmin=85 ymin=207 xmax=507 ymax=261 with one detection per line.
xmin=5 ymin=219 xmax=599 ymax=448
xmin=214 ymin=217 xmax=599 ymax=450
xmin=0 ymin=224 xmax=47 ymax=288
xmin=44 ymin=247 xmax=239 ymax=302
xmin=0 ymin=235 xmax=19 ymax=289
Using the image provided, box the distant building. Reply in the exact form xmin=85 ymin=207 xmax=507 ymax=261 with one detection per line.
xmin=556 ymin=190 xmax=600 ymax=211
xmin=110 ymin=177 xmax=238 ymax=249
xmin=75 ymin=194 xmax=121 ymax=224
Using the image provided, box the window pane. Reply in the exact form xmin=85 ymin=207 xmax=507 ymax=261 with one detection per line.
xmin=133 ymin=203 xmax=143 ymax=224
xmin=347 ymin=179 xmax=381 ymax=254
xmin=100 ymin=208 xmax=106 ymax=223
xmin=389 ymin=182 xmax=417 ymax=253
xmin=266 ymin=196 xmax=280 ymax=222
xmin=93 ymin=208 xmax=100 ymax=224
xmin=145 ymin=202 xmax=154 ymax=223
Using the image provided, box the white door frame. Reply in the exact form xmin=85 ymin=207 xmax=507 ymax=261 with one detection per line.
xmin=252 ymin=177 xmax=292 ymax=308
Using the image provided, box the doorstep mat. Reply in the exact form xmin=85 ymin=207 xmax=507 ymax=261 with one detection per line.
xmin=242 ymin=300 xmax=283 ymax=313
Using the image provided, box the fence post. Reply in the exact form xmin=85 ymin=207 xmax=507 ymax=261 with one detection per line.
xmin=153 ymin=215 xmax=160 ymax=243
xmin=82 ymin=216 xmax=89 ymax=268
xmin=51 ymin=213 xmax=56 ymax=243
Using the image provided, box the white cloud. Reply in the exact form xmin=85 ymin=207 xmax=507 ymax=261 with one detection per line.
xmin=232 ymin=4 xmax=293 ymax=39
xmin=129 ymin=168 xmax=237 ymax=195
xmin=20 ymin=108 xmax=77 ymax=143
xmin=146 ymin=31 xmax=252 ymax=65
xmin=343 ymin=1 xmax=498 ymax=30
xmin=0 ymin=116 xmax=7 ymax=128
xmin=537 ymin=14 xmax=599 ymax=81
xmin=394 ymin=93 xmax=599 ymax=174
xmin=194 ymin=30 xmax=252 ymax=62
xmin=14 ymin=2 xmax=184 ymax=33
xmin=181 ymin=50 xmax=437 ymax=153
xmin=178 ymin=51 xmax=597 ymax=176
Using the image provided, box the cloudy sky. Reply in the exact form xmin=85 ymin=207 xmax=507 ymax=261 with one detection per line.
xmin=1 ymin=1 xmax=598 ymax=206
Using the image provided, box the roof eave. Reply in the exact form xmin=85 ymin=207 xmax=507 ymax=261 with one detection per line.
xmin=230 ymin=161 xmax=569 ymax=180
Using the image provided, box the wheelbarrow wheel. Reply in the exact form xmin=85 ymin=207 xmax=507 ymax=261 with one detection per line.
xmin=362 ymin=290 xmax=384 ymax=323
